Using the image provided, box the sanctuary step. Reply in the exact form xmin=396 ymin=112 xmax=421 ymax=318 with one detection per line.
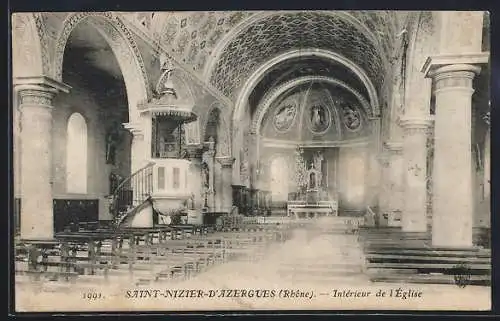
xmin=266 ymin=216 xmax=369 ymax=285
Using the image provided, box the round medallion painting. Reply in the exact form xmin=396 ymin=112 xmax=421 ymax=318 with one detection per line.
xmin=342 ymin=105 xmax=362 ymax=132
xmin=308 ymin=104 xmax=331 ymax=134
xmin=273 ymin=101 xmax=297 ymax=132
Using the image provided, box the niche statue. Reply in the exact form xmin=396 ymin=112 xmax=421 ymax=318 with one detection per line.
xmin=106 ymin=126 xmax=122 ymax=165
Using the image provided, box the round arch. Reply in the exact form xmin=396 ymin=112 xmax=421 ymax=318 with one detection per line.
xmin=229 ymin=49 xmax=380 ymax=184
xmin=236 ymin=49 xmax=380 ymax=127
xmin=203 ymin=102 xmax=232 ymax=157
xmin=52 ymin=12 xmax=151 ymax=121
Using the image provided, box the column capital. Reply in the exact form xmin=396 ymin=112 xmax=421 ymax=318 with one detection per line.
xmin=184 ymin=143 xmax=204 ymax=159
xmin=421 ymin=52 xmax=489 ymax=78
xmin=399 ymin=116 xmax=433 ymax=130
xmin=384 ymin=141 xmax=403 ymax=153
xmin=15 ymin=76 xmax=71 ymax=107
xmin=203 ymin=140 xmax=216 ymax=153
xmin=216 ymin=156 xmax=235 ymax=168
xmin=123 ymin=122 xmax=144 ymax=139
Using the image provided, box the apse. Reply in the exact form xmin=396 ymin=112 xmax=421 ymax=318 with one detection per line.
xmin=254 ymin=76 xmax=372 ymax=212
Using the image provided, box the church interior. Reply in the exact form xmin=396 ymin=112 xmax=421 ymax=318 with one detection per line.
xmin=12 ymin=11 xmax=491 ymax=303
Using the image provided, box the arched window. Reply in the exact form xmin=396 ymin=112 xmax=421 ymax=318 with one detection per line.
xmin=270 ymin=156 xmax=289 ymax=202
xmin=346 ymin=155 xmax=365 ymax=204
xmin=66 ymin=112 xmax=88 ymax=194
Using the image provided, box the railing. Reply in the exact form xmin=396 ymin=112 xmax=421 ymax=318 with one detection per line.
xmin=109 ymin=162 xmax=155 ymax=226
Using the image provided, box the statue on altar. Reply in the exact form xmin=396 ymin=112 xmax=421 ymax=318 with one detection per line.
xmin=313 ymin=151 xmax=324 ymax=172
xmin=307 ymin=151 xmax=323 ymax=191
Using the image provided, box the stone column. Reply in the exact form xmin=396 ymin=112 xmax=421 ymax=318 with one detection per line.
xmin=202 ymin=141 xmax=216 ymax=210
xmin=216 ymin=156 xmax=235 ymax=214
xmin=400 ymin=117 xmax=433 ymax=232
xmin=366 ymin=117 xmax=382 ymax=208
xmin=15 ymin=77 xmax=70 ymax=240
xmin=379 ymin=141 xmax=404 ymax=226
xmin=423 ymin=54 xmax=488 ymax=247
xmin=123 ymin=122 xmax=146 ymax=173
xmin=185 ymin=144 xmax=204 ymax=209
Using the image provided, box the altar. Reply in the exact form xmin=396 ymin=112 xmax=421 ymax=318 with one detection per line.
xmin=287 ymin=200 xmax=338 ymax=219
xmin=286 ymin=150 xmax=338 ymax=219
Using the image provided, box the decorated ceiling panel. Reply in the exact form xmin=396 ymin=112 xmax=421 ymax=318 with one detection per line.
xmin=34 ymin=11 xmax=411 ymax=106
xmin=122 ymin=11 xmax=255 ymax=73
xmin=208 ymin=12 xmax=387 ymax=101
xmin=249 ymin=57 xmax=368 ymax=111
xmin=261 ymin=83 xmax=370 ymax=143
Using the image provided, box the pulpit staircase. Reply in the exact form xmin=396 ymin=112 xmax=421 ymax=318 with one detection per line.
xmin=109 ymin=162 xmax=155 ymax=227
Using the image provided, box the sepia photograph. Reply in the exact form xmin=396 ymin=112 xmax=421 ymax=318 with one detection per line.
xmin=11 ymin=10 xmax=491 ymax=312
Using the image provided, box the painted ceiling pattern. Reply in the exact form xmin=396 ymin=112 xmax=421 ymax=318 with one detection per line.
xmin=35 ymin=11 xmax=410 ymax=104
xmin=121 ymin=11 xmax=410 ymax=99
xmin=208 ymin=12 xmax=387 ymax=100
xmin=122 ymin=11 xmax=255 ymax=73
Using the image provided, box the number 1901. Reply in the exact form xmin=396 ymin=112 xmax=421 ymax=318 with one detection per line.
xmin=82 ymin=292 xmax=103 ymax=300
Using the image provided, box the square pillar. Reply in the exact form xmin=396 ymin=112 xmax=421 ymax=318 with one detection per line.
xmin=378 ymin=141 xmax=404 ymax=226
xmin=216 ymin=156 xmax=236 ymax=214
xmin=400 ymin=117 xmax=433 ymax=232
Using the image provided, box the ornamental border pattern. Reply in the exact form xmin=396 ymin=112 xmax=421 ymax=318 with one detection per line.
xmin=19 ymin=90 xmax=55 ymax=106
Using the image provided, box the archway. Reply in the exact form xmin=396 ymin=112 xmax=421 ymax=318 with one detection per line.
xmin=53 ymin=12 xmax=150 ymax=122
xmin=50 ymin=16 xmax=137 ymax=229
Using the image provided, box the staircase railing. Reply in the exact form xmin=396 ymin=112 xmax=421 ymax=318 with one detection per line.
xmin=109 ymin=162 xmax=155 ymax=226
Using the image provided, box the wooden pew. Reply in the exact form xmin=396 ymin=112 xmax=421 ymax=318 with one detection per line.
xmin=15 ymin=240 xmax=79 ymax=282
xmin=359 ymin=227 xmax=491 ymax=286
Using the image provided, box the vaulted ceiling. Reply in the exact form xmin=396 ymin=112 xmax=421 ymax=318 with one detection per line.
xmin=208 ymin=12 xmax=388 ymax=100
xmin=123 ymin=10 xmax=410 ymax=101
xmin=40 ymin=11 xmax=411 ymax=105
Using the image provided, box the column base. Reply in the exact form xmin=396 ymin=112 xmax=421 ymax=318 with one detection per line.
xmin=431 ymin=226 xmax=473 ymax=248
